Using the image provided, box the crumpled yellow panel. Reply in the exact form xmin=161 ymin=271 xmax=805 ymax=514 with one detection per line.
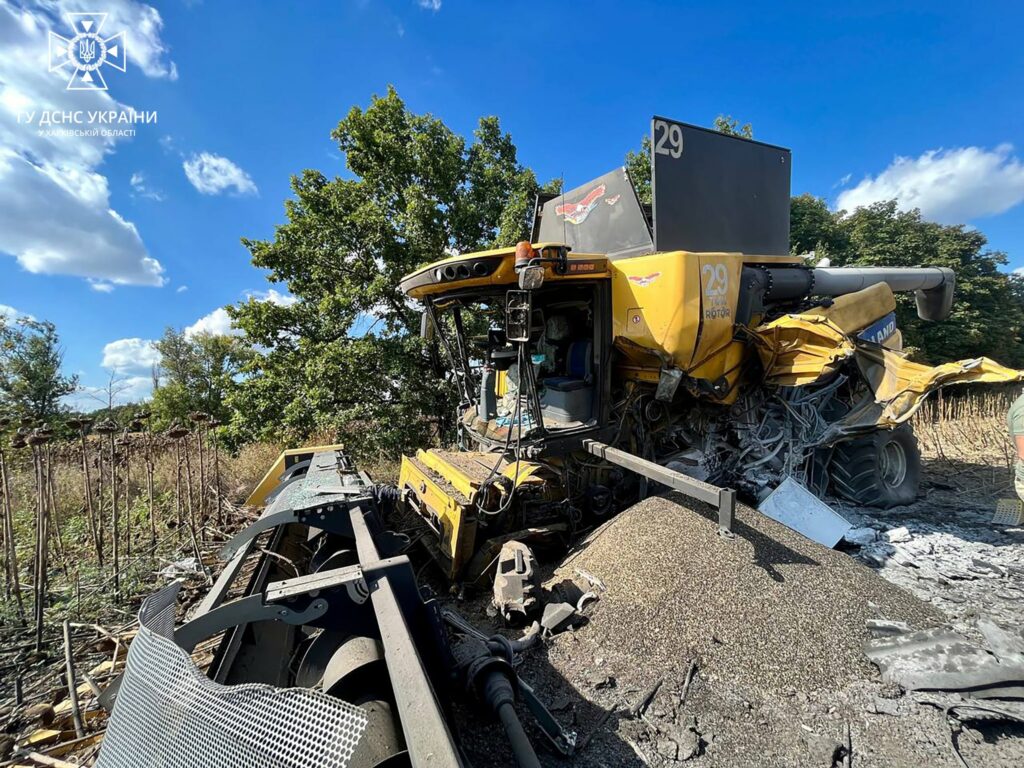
xmin=752 ymin=314 xmax=856 ymax=387
xmin=855 ymin=345 xmax=1024 ymax=424
xmin=754 ymin=311 xmax=1024 ymax=427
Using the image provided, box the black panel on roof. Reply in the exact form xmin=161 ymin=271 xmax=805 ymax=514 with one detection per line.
xmin=534 ymin=167 xmax=653 ymax=260
xmin=651 ymin=116 xmax=791 ymax=255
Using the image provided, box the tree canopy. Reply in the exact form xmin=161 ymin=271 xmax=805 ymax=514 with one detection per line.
xmin=0 ymin=318 xmax=77 ymax=424
xmin=791 ymin=195 xmax=1024 ymax=365
xmin=150 ymin=328 xmax=251 ymax=428
xmin=225 ymin=87 xmax=542 ymax=455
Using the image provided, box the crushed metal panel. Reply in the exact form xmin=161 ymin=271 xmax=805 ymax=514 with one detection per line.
xmin=651 ymin=116 xmax=791 ymax=255
xmin=757 ymin=477 xmax=852 ymax=548
xmin=536 ymin=167 xmax=653 ymax=259
xmin=97 ymin=582 xmax=368 ymax=768
xmin=864 ymin=623 xmax=1024 ymax=694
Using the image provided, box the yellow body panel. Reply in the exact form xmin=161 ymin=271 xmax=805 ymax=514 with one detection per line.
xmin=609 ymin=251 xmax=775 ymax=399
xmin=400 ymin=243 xmax=609 ymax=301
xmin=753 ymin=288 xmax=1024 ymax=424
xmin=398 ymin=448 xmax=546 ymax=579
xmin=399 ymin=452 xmax=476 ymax=578
xmin=805 ymin=282 xmax=896 ymax=332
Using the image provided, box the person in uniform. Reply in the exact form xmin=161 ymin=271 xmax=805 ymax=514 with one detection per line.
xmin=1007 ymin=390 xmax=1024 ymax=499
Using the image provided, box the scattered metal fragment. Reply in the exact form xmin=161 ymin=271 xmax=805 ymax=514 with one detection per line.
xmin=885 ymin=526 xmax=912 ymax=544
xmin=630 ymin=678 xmax=663 ymax=719
xmin=576 ymin=591 xmax=598 ymax=612
xmin=864 ymin=621 xmax=1024 ymax=694
xmin=493 ymin=540 xmax=539 ymax=624
xmin=540 ymin=601 xmax=576 ymax=634
xmin=992 ymin=498 xmax=1024 ymax=526
xmin=575 ymin=703 xmax=617 ymax=754
xmin=757 ymin=477 xmax=852 ymax=547
xmin=843 ymin=527 xmax=878 ymax=546
xmin=679 ymin=660 xmax=698 ymax=707
xmin=865 ymin=619 xmax=914 ymax=637
xmin=575 ymin=567 xmax=607 ymax=593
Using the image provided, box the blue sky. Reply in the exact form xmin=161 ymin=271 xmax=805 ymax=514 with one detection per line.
xmin=2 ymin=0 xmax=1023 ymax=408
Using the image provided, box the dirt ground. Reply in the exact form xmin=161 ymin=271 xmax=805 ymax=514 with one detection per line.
xmin=445 ymin=453 xmax=1024 ymax=768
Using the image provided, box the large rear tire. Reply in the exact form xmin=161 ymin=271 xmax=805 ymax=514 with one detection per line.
xmin=830 ymin=427 xmax=921 ymax=508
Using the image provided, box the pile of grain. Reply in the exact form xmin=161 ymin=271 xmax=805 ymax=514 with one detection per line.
xmin=549 ymin=492 xmax=942 ymax=695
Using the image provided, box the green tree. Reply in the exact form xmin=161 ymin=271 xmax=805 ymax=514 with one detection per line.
xmin=792 ymin=197 xmax=1024 ymax=365
xmin=0 ymin=318 xmax=77 ymax=423
xmin=712 ymin=114 xmax=754 ymax=139
xmin=150 ymin=328 xmax=250 ymax=428
xmin=625 ymin=135 xmax=652 ymax=206
xmin=226 ymin=86 xmax=538 ymax=457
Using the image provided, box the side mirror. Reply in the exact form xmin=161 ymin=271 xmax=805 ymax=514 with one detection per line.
xmin=420 ymin=311 xmax=435 ymax=342
xmin=518 ymin=265 xmax=544 ymax=291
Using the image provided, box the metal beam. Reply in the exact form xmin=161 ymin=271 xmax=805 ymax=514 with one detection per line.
xmin=349 ymin=506 xmax=463 ymax=767
xmin=582 ymin=439 xmax=736 ymax=534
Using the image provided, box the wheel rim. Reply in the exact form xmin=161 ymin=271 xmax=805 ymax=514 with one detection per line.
xmin=879 ymin=440 xmax=907 ymax=488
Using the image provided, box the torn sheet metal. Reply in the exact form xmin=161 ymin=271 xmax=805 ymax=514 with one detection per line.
xmin=864 ymin=621 xmax=1024 ymax=696
xmin=757 ymin=477 xmax=852 ymax=547
xmin=753 ymin=306 xmax=1024 ymax=430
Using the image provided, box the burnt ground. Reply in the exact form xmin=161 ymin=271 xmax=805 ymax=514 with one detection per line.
xmin=435 ymin=456 xmax=1024 ymax=768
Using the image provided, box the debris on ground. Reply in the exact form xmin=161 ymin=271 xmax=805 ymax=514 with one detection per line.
xmin=540 ymin=602 xmax=576 ymax=635
xmin=492 ymin=540 xmax=539 ymax=623
xmin=864 ymin=618 xmax=1024 ymax=695
xmin=456 ymin=485 xmax=1024 ymax=767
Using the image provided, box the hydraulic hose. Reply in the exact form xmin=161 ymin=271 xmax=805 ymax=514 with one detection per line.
xmin=497 ymin=701 xmax=541 ymax=768
xmin=481 ymin=669 xmax=541 ymax=768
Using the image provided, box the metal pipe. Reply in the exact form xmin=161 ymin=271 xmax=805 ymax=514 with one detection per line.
xmin=810 ymin=266 xmax=953 ymax=295
xmin=812 ymin=266 xmax=955 ymax=321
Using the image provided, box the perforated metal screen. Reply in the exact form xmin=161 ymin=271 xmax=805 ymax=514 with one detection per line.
xmin=97 ymin=583 xmax=368 ymax=768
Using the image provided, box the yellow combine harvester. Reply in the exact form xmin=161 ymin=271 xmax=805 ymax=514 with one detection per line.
xmin=99 ymin=118 xmax=1024 ymax=768
xmin=396 ymin=117 xmax=1022 ymax=583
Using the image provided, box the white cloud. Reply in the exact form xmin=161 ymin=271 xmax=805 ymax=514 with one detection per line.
xmin=0 ymin=303 xmax=34 ymax=322
xmin=185 ymin=289 xmax=295 ymax=337
xmin=130 ymin=171 xmax=165 ymax=201
xmin=176 ymin=284 xmax=188 ymax=293
xmin=101 ymin=337 xmax=160 ymax=371
xmin=249 ymin=288 xmax=297 ymax=307
xmin=1013 ymin=267 xmax=1024 ymax=276
xmin=0 ymin=1 xmax=169 ymax=287
xmin=185 ymin=307 xmax=234 ymax=337
xmin=417 ymin=0 xmax=441 ymax=10
xmin=183 ymin=152 xmax=257 ymax=196
xmin=836 ymin=145 xmax=1024 ymax=224
xmin=88 ymin=279 xmax=115 ymax=292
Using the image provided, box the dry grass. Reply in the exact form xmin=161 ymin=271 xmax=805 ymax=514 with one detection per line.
xmin=911 ymin=386 xmax=1019 ymax=499
xmin=0 ymin=435 xmax=284 ymax=629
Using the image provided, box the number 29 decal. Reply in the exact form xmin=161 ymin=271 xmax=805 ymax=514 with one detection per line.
xmin=701 ymin=263 xmax=728 ymax=296
xmin=653 ymin=119 xmax=683 ymax=159
xmin=701 ymin=263 xmax=732 ymax=320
